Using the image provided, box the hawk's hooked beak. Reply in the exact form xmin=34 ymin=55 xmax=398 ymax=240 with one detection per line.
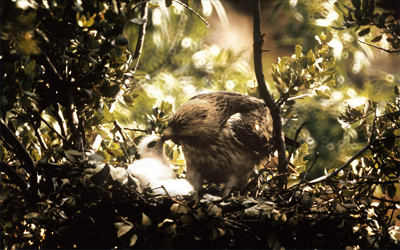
xmin=160 ymin=127 xmax=173 ymax=142
xmin=156 ymin=127 xmax=173 ymax=149
xmin=155 ymin=139 xmax=164 ymax=150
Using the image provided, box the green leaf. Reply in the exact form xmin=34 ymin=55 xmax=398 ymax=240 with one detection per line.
xmin=64 ymin=149 xmax=83 ymax=161
xmin=352 ymin=0 xmax=361 ymax=9
xmin=116 ymin=35 xmax=128 ymax=46
xmin=102 ymin=105 xmax=113 ymax=122
xmin=95 ymin=127 xmax=112 ymax=140
xmin=371 ymin=35 xmax=382 ymax=42
xmin=367 ymin=0 xmax=374 ymax=15
xmin=387 ymin=184 xmax=397 ymax=199
xmin=100 ymin=84 xmax=120 ymax=97
xmin=330 ymin=26 xmax=346 ymax=30
xmin=295 ymin=45 xmax=302 ymax=59
xmin=322 ymin=68 xmax=338 ymax=77
xmin=309 ymin=64 xmax=315 ymax=75
xmin=362 ymin=0 xmax=369 ymax=11
xmin=324 ymin=32 xmax=333 ymax=44
xmin=316 ymin=90 xmax=331 ymax=99
xmin=24 ymin=61 xmax=36 ymax=75
xmin=394 ymin=85 xmax=400 ymax=95
xmin=307 ymin=50 xmax=315 ymax=64
xmin=358 ymin=27 xmax=370 ymax=36
xmin=123 ymin=95 xmax=135 ymax=104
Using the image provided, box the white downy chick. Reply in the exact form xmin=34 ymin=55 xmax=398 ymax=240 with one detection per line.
xmin=137 ymin=134 xmax=170 ymax=167
xmin=127 ymin=135 xmax=193 ymax=196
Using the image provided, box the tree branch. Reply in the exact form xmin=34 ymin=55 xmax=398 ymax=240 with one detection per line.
xmin=1 ymin=162 xmax=29 ymax=192
xmin=253 ymin=0 xmax=287 ymax=188
xmin=288 ymin=120 xmax=308 ymax=161
xmin=172 ymin=0 xmax=210 ymax=27
xmin=52 ymin=103 xmax=67 ymax=139
xmin=109 ymin=1 xmax=149 ymax=114
xmin=307 ymin=142 xmax=372 ymax=184
xmin=132 ymin=1 xmax=149 ymax=73
xmin=0 ymin=118 xmax=38 ymax=196
xmin=33 ymin=111 xmax=70 ymax=146
xmin=358 ymin=39 xmax=400 ymax=54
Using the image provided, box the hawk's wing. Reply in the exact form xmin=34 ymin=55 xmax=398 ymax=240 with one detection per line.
xmin=191 ymin=92 xmax=275 ymax=154
xmin=190 ymin=91 xmax=268 ymax=125
xmin=227 ymin=106 xmax=275 ymax=155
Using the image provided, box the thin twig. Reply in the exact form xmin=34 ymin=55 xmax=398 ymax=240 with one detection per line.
xmin=288 ymin=152 xmax=319 ymax=203
xmin=286 ymin=94 xmax=311 ymax=102
xmin=124 ymin=127 xmax=149 ymax=133
xmin=369 ymin=104 xmax=378 ymax=143
xmin=42 ymin=52 xmax=63 ymax=81
xmin=33 ymin=111 xmax=69 ymax=145
xmin=302 ymin=152 xmax=320 ymax=183
xmin=114 ymin=121 xmax=134 ymax=145
xmin=52 ymin=103 xmax=67 ymax=138
xmin=308 ymin=142 xmax=372 ymax=184
xmin=172 ymin=0 xmax=210 ymax=27
xmin=132 ymin=2 xmax=149 ymax=72
xmin=358 ymin=39 xmax=400 ymax=54
xmin=288 ymin=120 xmax=308 ymax=161
xmin=31 ymin=119 xmax=48 ymax=150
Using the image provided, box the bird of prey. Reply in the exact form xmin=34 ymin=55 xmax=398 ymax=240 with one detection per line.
xmin=127 ymin=135 xmax=194 ymax=196
xmin=161 ymin=91 xmax=277 ymax=196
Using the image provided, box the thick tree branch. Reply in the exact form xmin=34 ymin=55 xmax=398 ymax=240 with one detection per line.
xmin=253 ymin=0 xmax=287 ymax=188
xmin=0 ymin=118 xmax=38 ymax=196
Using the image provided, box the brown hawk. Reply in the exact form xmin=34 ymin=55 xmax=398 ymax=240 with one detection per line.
xmin=161 ymin=91 xmax=277 ymax=196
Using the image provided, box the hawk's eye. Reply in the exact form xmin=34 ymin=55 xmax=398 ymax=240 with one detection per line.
xmin=147 ymin=141 xmax=158 ymax=148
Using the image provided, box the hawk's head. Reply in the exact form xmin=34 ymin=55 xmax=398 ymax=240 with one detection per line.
xmin=161 ymin=98 xmax=222 ymax=145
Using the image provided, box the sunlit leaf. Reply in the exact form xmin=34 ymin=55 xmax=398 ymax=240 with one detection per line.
xmin=295 ymin=45 xmax=302 ymax=59
xmin=130 ymin=234 xmax=138 ymax=246
xmin=117 ymin=225 xmax=132 ymax=238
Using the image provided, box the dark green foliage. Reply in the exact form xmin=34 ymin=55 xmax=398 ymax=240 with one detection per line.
xmin=334 ymin=0 xmax=400 ymax=51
